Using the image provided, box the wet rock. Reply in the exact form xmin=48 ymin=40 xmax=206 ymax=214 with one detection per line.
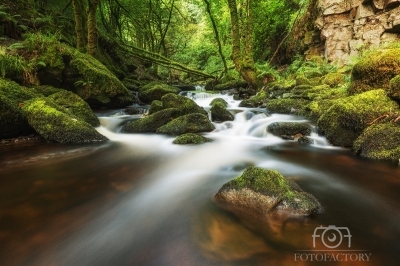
xmin=317 ymin=89 xmax=400 ymax=147
xmin=352 ymin=123 xmax=400 ymax=160
xmin=157 ymin=113 xmax=215 ymax=135
xmin=121 ymin=108 xmax=179 ymax=133
xmin=298 ymin=136 xmax=315 ymax=145
xmin=267 ymin=122 xmax=312 ymax=138
xmin=21 ymin=98 xmax=107 ymax=143
xmin=209 ymin=98 xmax=228 ymax=108
xmin=214 ymin=80 xmax=248 ymax=91
xmin=161 ymin=93 xmax=207 ymax=116
xmin=266 ymin=98 xmax=310 ymax=114
xmin=138 ymin=82 xmax=180 ymax=103
xmin=239 ymin=91 xmax=268 ymax=108
xmin=124 ymin=107 xmax=143 ymax=115
xmin=172 ymin=133 xmax=212 ymax=145
xmin=210 ymin=100 xmax=234 ymax=122
xmin=388 ymin=74 xmax=400 ymax=101
xmin=215 ymin=166 xmax=323 ymax=216
xmin=48 ymin=90 xmax=100 ymax=127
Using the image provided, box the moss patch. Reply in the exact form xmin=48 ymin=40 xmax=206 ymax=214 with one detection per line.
xmin=173 ymin=133 xmax=212 ymax=145
xmin=215 ymin=166 xmax=323 ymax=216
xmin=317 ymin=89 xmax=400 ymax=147
xmin=157 ymin=113 xmax=215 ymax=135
xmin=267 ymin=122 xmax=312 ymax=137
xmin=21 ymin=98 xmax=107 ymax=143
xmin=121 ymin=108 xmax=178 ymax=133
xmin=353 ymin=123 xmax=400 ymax=161
xmin=138 ymin=82 xmax=180 ymax=103
xmin=210 ymin=102 xmax=234 ymax=122
xmin=239 ymin=91 xmax=268 ymax=107
xmin=388 ymin=74 xmax=400 ymax=101
xmin=266 ymin=98 xmax=310 ymax=114
xmin=149 ymin=100 xmax=163 ymax=115
xmin=161 ymin=93 xmax=206 ymax=116
xmin=210 ymin=98 xmax=228 ymax=108
xmin=350 ymin=48 xmax=400 ymax=95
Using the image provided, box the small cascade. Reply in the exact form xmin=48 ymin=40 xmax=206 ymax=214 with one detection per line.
xmin=195 ymin=85 xmax=205 ymax=91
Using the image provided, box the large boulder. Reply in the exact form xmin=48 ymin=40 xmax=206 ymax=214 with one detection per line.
xmin=350 ymin=48 xmax=400 ymax=95
xmin=138 ymin=82 xmax=180 ymax=103
xmin=161 ymin=93 xmax=207 ymax=116
xmin=21 ymin=98 xmax=107 ymax=143
xmin=121 ymin=108 xmax=179 ymax=133
xmin=352 ymin=123 xmax=400 ymax=160
xmin=0 ymin=79 xmax=38 ymax=139
xmin=21 ymin=33 xmax=133 ymax=107
xmin=156 ymin=113 xmax=215 ymax=135
xmin=317 ymin=89 xmax=400 ymax=147
xmin=47 ymin=90 xmax=100 ymax=127
xmin=215 ymin=166 xmax=323 ymax=216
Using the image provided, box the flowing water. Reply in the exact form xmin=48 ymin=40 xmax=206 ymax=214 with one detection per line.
xmin=1 ymin=93 xmax=400 ymax=266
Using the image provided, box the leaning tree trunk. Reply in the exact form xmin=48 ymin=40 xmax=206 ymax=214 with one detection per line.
xmin=227 ymin=0 xmax=258 ymax=89
xmin=71 ymin=0 xmax=87 ymax=50
xmin=87 ymin=0 xmax=100 ymax=57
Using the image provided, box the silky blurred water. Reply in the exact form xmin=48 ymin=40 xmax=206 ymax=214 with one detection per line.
xmin=0 ymin=93 xmax=399 ymax=266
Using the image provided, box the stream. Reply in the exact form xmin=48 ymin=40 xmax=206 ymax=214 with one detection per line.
xmin=1 ymin=92 xmax=400 ymax=266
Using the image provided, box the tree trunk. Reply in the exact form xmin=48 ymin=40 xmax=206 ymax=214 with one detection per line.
xmin=203 ymin=0 xmax=229 ymax=76
xmin=227 ymin=0 xmax=258 ymax=89
xmin=87 ymin=0 xmax=100 ymax=57
xmin=71 ymin=0 xmax=87 ymax=50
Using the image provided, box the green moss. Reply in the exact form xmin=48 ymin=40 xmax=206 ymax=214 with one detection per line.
xmin=210 ymin=102 xmax=234 ymax=122
xmin=267 ymin=122 xmax=312 ymax=136
xmin=21 ymin=98 xmax=107 ymax=143
xmin=295 ymin=75 xmax=311 ymax=86
xmin=31 ymin=85 xmax=63 ymax=96
xmin=0 ymin=78 xmax=41 ymax=139
xmin=173 ymin=133 xmax=212 ymax=145
xmin=239 ymin=91 xmax=268 ymax=107
xmin=161 ymin=93 xmax=207 ymax=116
xmin=121 ymin=108 xmax=179 ymax=133
xmin=210 ymin=98 xmax=228 ymax=108
xmin=220 ymin=166 xmax=323 ymax=215
xmin=304 ymin=99 xmax=336 ymax=122
xmin=317 ymin=89 xmax=400 ymax=147
xmin=157 ymin=113 xmax=215 ymax=135
xmin=350 ymin=48 xmax=400 ymax=95
xmin=389 ymin=74 xmax=400 ymax=101
xmin=149 ymin=100 xmax=163 ymax=115
xmin=353 ymin=123 xmax=400 ymax=160
xmin=214 ymin=80 xmax=248 ymax=91
xmin=138 ymin=82 xmax=180 ymax=103
xmin=48 ymin=90 xmax=100 ymax=127
xmin=266 ymin=98 xmax=310 ymax=114
xmin=322 ymin=72 xmax=345 ymax=88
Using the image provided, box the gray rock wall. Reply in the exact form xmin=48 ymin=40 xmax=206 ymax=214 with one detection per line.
xmin=313 ymin=0 xmax=400 ymax=64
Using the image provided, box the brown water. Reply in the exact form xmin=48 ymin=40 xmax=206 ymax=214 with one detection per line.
xmin=1 ymin=96 xmax=400 ymax=266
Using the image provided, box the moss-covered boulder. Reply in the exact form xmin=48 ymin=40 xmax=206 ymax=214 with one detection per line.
xmin=215 ymin=166 xmax=323 ymax=216
xmin=322 ymin=72 xmax=345 ymax=88
xmin=317 ymin=89 xmax=400 ymax=147
xmin=352 ymin=123 xmax=400 ymax=161
xmin=21 ymin=98 xmax=107 ymax=143
xmin=214 ymin=80 xmax=248 ymax=91
xmin=209 ymin=98 xmax=228 ymax=108
xmin=47 ymin=90 xmax=100 ymax=127
xmin=121 ymin=108 xmax=178 ymax=133
xmin=388 ymin=74 xmax=400 ymax=101
xmin=161 ymin=93 xmax=207 ymax=116
xmin=349 ymin=48 xmax=400 ymax=95
xmin=138 ymin=82 xmax=180 ymax=103
xmin=148 ymin=100 xmax=163 ymax=115
xmin=267 ymin=122 xmax=312 ymax=138
xmin=172 ymin=133 xmax=212 ymax=145
xmin=210 ymin=102 xmax=234 ymax=122
xmin=266 ymin=98 xmax=310 ymax=114
xmin=156 ymin=113 xmax=215 ymax=135
xmin=239 ymin=91 xmax=268 ymax=107
xmin=0 ymin=79 xmax=39 ymax=139
xmin=21 ymin=34 xmax=133 ymax=108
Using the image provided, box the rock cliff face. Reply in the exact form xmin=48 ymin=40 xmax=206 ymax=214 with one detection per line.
xmin=306 ymin=0 xmax=400 ymax=64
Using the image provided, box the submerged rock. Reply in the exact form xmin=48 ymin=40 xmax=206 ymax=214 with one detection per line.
xmin=215 ymin=166 xmax=323 ymax=217
xmin=21 ymin=98 xmax=107 ymax=143
xmin=353 ymin=123 xmax=400 ymax=161
xmin=157 ymin=113 xmax=215 ymax=135
xmin=172 ymin=133 xmax=212 ymax=145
